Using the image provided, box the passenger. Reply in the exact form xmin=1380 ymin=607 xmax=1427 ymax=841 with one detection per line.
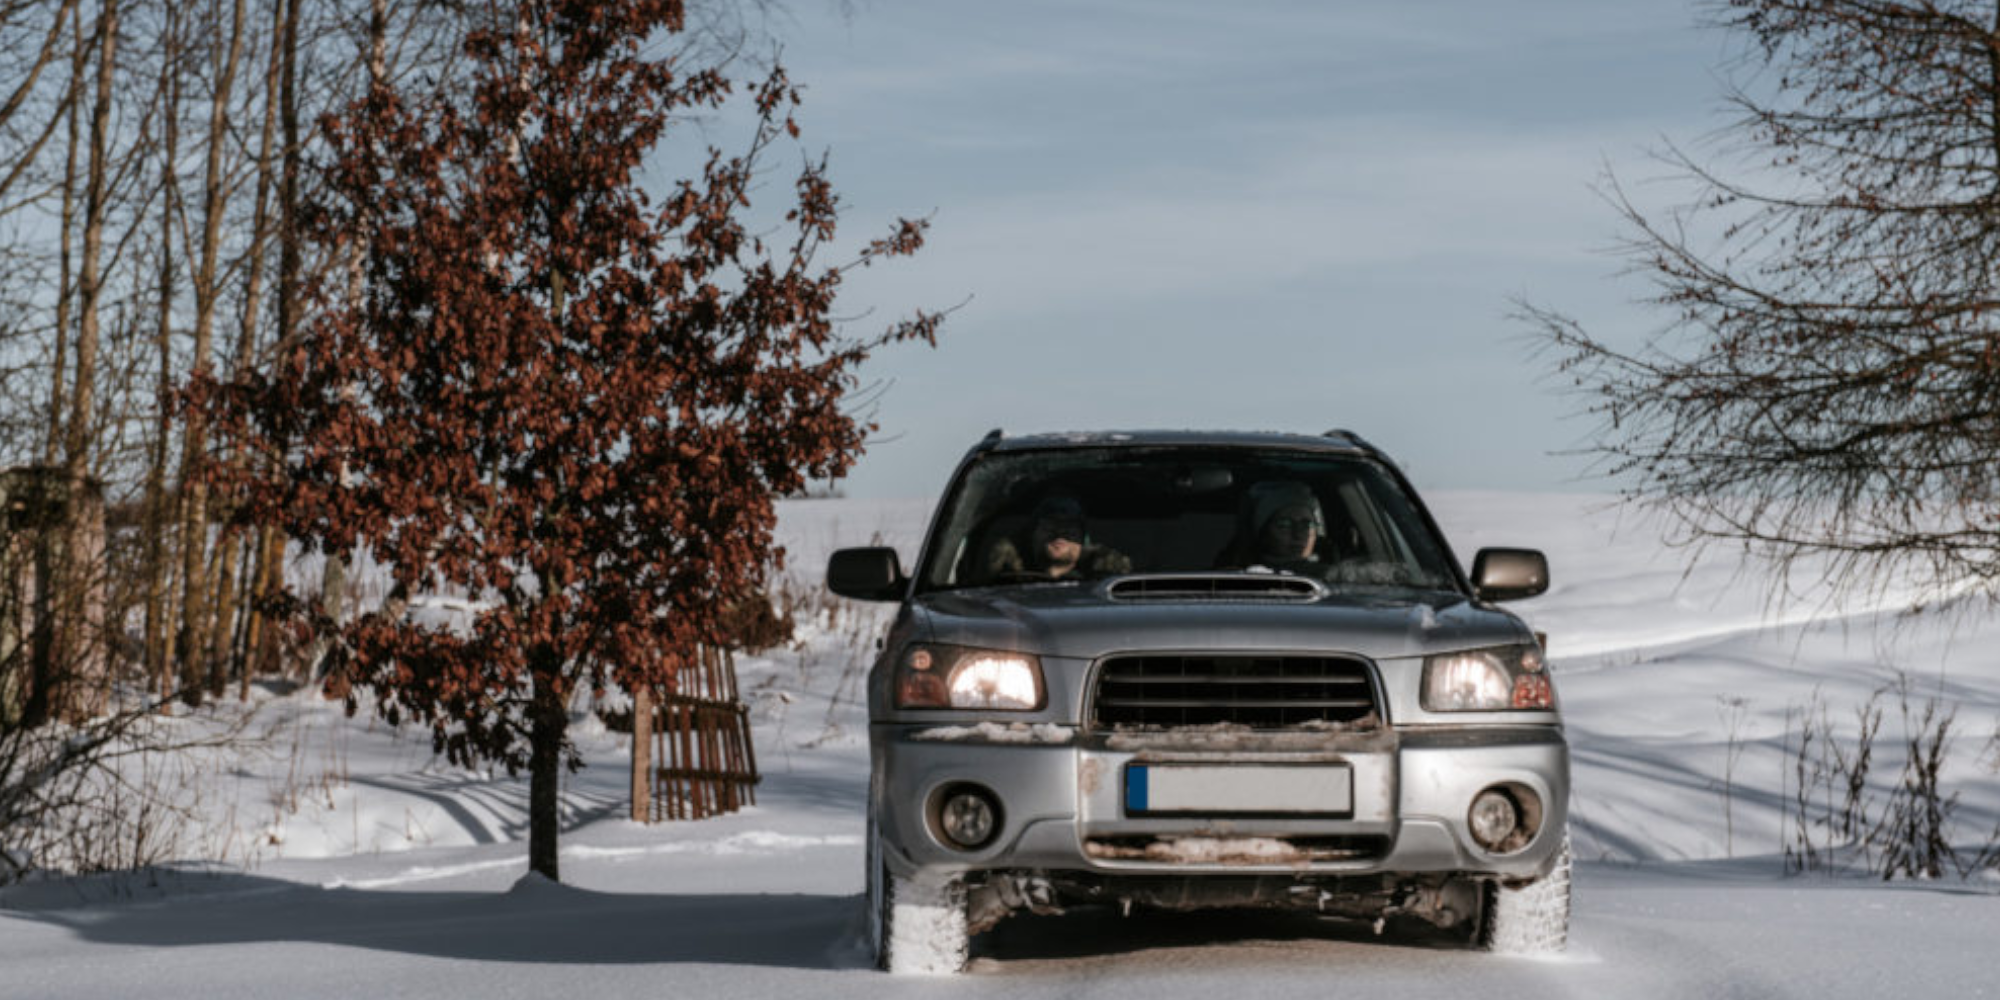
xmin=1220 ymin=481 xmax=1328 ymax=577
xmin=986 ymin=494 xmax=1132 ymax=581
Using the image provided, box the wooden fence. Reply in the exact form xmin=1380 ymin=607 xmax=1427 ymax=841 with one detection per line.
xmin=629 ymin=643 xmax=759 ymax=822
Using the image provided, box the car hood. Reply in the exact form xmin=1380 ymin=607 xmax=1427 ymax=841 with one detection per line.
xmin=910 ymin=580 xmax=1530 ymax=662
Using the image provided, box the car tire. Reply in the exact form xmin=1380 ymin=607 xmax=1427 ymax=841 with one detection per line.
xmin=865 ymin=811 xmax=887 ymax=969
xmin=1478 ymin=831 xmax=1571 ymax=954
xmin=867 ymin=813 xmax=969 ymax=974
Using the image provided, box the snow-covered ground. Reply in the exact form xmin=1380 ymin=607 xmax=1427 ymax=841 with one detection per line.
xmin=4 ymin=493 xmax=1999 ymax=999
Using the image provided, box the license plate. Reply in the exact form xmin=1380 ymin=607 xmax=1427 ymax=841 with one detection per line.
xmin=1124 ymin=764 xmax=1352 ymax=816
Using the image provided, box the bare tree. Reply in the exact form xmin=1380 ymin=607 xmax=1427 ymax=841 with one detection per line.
xmin=142 ymin=0 xmax=181 ymax=704
xmin=33 ymin=2 xmax=88 ymax=468
xmin=0 ymin=0 xmax=82 ymax=208
xmin=1527 ymin=1 xmax=2000 ymax=606
xmin=63 ymin=0 xmax=116 ymax=483
xmin=169 ymin=0 xmax=252 ymax=704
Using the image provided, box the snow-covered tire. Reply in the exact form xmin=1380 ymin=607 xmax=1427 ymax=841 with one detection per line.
xmin=880 ymin=867 xmax=970 ymax=974
xmin=866 ymin=814 xmax=969 ymax=974
xmin=1479 ymin=833 xmax=1571 ymax=954
xmin=865 ymin=814 xmax=887 ymax=967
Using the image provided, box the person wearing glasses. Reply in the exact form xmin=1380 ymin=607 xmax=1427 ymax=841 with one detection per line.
xmin=1220 ymin=480 xmax=1330 ymax=577
xmin=985 ymin=494 xmax=1131 ymax=582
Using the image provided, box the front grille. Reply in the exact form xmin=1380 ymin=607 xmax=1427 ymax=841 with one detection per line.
xmin=1091 ymin=654 xmax=1379 ymax=729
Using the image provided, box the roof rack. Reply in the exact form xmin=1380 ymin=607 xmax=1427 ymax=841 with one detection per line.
xmin=1321 ymin=428 xmax=1381 ymax=455
xmin=966 ymin=427 xmax=1006 ymax=457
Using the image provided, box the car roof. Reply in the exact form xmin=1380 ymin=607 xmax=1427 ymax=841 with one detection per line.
xmin=975 ymin=428 xmax=1380 ymax=458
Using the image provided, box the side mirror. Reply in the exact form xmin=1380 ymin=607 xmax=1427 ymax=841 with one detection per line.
xmin=827 ymin=547 xmax=907 ymax=602
xmin=1471 ymin=548 xmax=1548 ymax=602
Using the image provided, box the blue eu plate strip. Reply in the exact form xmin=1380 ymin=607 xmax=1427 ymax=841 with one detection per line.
xmin=1125 ymin=765 xmax=1148 ymax=813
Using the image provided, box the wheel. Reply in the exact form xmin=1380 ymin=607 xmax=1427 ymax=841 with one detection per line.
xmin=865 ymin=812 xmax=887 ymax=968
xmin=867 ymin=811 xmax=970 ymax=973
xmin=1479 ymin=832 xmax=1571 ymax=954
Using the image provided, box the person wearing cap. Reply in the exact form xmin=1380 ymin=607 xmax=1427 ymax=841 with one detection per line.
xmin=1219 ymin=480 xmax=1329 ymax=577
xmin=985 ymin=494 xmax=1132 ymax=581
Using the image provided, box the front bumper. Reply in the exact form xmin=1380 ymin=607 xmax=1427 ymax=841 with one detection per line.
xmin=870 ymin=723 xmax=1568 ymax=881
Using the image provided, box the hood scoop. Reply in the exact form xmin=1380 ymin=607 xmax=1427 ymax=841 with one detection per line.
xmin=1105 ymin=574 xmax=1326 ymax=603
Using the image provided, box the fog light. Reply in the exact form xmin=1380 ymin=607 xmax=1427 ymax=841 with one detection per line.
xmin=1469 ymin=789 xmax=1520 ymax=851
xmin=939 ymin=789 xmax=999 ymax=850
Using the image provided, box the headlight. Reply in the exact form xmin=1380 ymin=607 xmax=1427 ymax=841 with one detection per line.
xmin=1421 ymin=643 xmax=1553 ymax=712
xmin=893 ymin=643 xmax=1045 ymax=711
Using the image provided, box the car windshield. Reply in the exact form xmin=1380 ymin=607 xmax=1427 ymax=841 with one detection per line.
xmin=915 ymin=447 xmax=1461 ymax=594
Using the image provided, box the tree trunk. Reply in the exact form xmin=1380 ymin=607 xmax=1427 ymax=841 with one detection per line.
xmin=65 ymin=0 xmax=116 ymax=479
xmin=45 ymin=10 xmax=86 ymax=466
xmin=212 ymin=536 xmax=247 ymax=696
xmin=203 ymin=535 xmax=235 ymax=697
xmin=309 ymin=0 xmax=392 ymax=674
xmin=175 ymin=0 xmax=248 ymax=705
xmin=630 ymin=683 xmax=653 ymax=822
xmin=145 ymin=1 xmax=179 ymax=706
xmin=238 ymin=527 xmax=278 ymax=698
xmin=248 ymin=525 xmax=282 ymax=679
xmin=273 ymin=0 xmax=299 ymax=362
xmin=528 ymin=659 xmax=566 ymax=882
xmin=225 ymin=0 xmax=286 ymax=697
xmin=43 ymin=0 xmax=120 ymax=721
xmin=269 ymin=0 xmax=330 ymax=682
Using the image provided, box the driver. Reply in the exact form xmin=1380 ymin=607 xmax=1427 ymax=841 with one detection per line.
xmin=1221 ymin=480 xmax=1329 ymax=577
xmin=985 ymin=494 xmax=1131 ymax=581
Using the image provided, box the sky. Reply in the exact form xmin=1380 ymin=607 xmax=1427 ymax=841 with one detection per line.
xmin=722 ymin=0 xmax=1726 ymax=499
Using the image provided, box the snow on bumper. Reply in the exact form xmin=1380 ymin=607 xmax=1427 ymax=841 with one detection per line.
xmin=870 ymin=723 xmax=1568 ymax=881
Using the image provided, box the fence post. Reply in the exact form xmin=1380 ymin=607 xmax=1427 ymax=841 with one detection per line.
xmin=630 ymin=682 xmax=653 ymax=822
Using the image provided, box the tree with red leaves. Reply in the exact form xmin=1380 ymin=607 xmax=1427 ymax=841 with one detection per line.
xmin=201 ymin=0 xmax=937 ymax=880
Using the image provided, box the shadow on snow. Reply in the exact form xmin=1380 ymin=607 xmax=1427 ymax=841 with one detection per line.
xmin=9 ymin=870 xmax=868 ymax=970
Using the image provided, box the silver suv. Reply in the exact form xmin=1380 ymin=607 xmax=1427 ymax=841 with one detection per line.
xmin=828 ymin=430 xmax=1569 ymax=973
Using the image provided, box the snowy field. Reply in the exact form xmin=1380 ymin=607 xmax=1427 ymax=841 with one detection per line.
xmin=5 ymin=493 xmax=2000 ymax=999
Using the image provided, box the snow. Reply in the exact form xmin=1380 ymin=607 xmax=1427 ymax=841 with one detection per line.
xmin=5 ymin=492 xmax=2000 ymax=998
xmin=913 ymin=722 xmax=1074 ymax=744
xmin=1106 ymin=717 xmax=1389 ymax=753
xmin=1083 ymin=835 xmax=1317 ymax=866
xmin=882 ymin=870 xmax=971 ymax=975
